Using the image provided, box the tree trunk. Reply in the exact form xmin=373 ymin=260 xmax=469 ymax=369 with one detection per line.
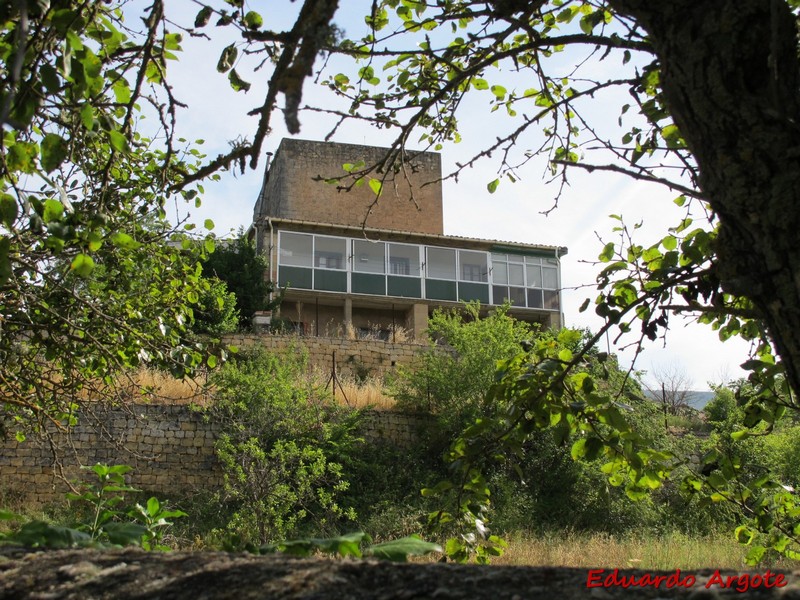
xmin=609 ymin=0 xmax=800 ymax=393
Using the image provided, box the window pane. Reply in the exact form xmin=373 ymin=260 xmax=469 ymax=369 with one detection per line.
xmin=491 ymin=252 xmax=508 ymax=262
xmin=509 ymin=286 xmax=526 ymax=306
xmin=390 ymin=244 xmax=420 ymax=277
xmin=353 ymin=240 xmax=385 ymax=274
xmin=314 ymin=236 xmax=346 ymax=270
xmin=507 ymin=253 xmax=524 ymax=263
xmin=459 ymin=282 xmax=489 ymax=303
xmin=509 ymin=263 xmax=524 ymax=286
xmin=459 ymin=250 xmax=488 ymax=282
xmin=427 ymin=247 xmax=456 ymax=280
xmin=492 ymin=285 xmax=507 ymax=305
xmin=526 ymin=264 xmax=543 ymax=288
xmin=279 ymin=232 xmax=313 ymax=267
xmin=352 ymin=272 xmax=386 ymax=295
xmin=388 ymin=276 xmax=421 ymax=298
xmin=542 ymin=266 xmax=558 ymax=289
xmin=525 ymin=256 xmax=542 ymax=265
xmin=543 ymin=289 xmax=559 ymax=310
xmin=425 ymin=278 xmax=457 ymax=300
xmin=492 ymin=261 xmax=508 ymax=284
xmin=527 ymin=288 xmax=543 ymax=308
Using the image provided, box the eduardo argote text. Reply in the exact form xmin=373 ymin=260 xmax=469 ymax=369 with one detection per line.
xmin=586 ymin=568 xmax=787 ymax=593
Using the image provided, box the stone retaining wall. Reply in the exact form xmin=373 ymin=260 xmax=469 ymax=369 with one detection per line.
xmin=0 ymin=404 xmax=429 ymax=505
xmin=222 ymin=333 xmax=430 ymax=379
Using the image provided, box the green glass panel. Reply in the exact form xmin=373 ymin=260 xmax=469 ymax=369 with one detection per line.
xmin=388 ymin=276 xmax=422 ymax=298
xmin=279 ymin=266 xmax=312 ymax=290
xmin=458 ymin=282 xmax=489 ymax=304
xmin=352 ymin=272 xmax=386 ymax=295
xmin=314 ymin=269 xmax=347 ymax=292
xmin=425 ymin=279 xmax=457 ymax=301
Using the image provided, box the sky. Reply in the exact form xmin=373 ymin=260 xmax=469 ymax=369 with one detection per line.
xmin=151 ymin=1 xmax=753 ymax=391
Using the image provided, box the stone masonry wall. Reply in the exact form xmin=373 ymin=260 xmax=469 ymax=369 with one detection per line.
xmin=222 ymin=333 xmax=430 ymax=380
xmin=0 ymin=404 xmax=222 ymax=506
xmin=256 ymin=138 xmax=444 ymax=234
xmin=0 ymin=408 xmax=429 ymax=506
xmin=0 ymin=335 xmax=434 ymax=504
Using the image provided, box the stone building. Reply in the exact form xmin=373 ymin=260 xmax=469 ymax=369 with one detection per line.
xmin=250 ymin=138 xmax=567 ymax=339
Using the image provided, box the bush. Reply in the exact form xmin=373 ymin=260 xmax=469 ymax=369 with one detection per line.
xmin=206 ymin=346 xmax=363 ymax=546
xmin=392 ymin=302 xmax=536 ymax=437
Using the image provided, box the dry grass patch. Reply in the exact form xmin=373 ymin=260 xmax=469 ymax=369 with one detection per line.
xmin=310 ymin=369 xmax=396 ymax=411
xmin=493 ymin=531 xmax=794 ymax=571
xmin=122 ymin=369 xmax=211 ymax=406
xmin=126 ymin=367 xmax=396 ymax=411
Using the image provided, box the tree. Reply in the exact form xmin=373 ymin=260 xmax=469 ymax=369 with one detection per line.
xmin=191 ymin=276 xmax=240 ymax=337
xmin=206 ymin=347 xmax=361 ymax=546
xmin=201 ymin=231 xmax=273 ymax=330
xmin=393 ymin=302 xmax=537 ymax=433
xmin=0 ymin=1 xmax=224 ymax=435
xmin=141 ymin=0 xmax=800 ymax=400
xmin=644 ymin=362 xmax=696 ymax=416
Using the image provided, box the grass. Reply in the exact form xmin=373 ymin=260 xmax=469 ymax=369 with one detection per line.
xmin=322 ymin=373 xmax=397 ymax=411
xmin=492 ymin=530 xmax=794 ymax=570
xmin=123 ymin=367 xmax=397 ymax=411
xmin=122 ymin=368 xmax=211 ymax=407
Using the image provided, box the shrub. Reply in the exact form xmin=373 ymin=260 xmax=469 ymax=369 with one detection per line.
xmin=392 ymin=302 xmax=536 ymax=437
xmin=206 ymin=346 xmax=363 ymax=546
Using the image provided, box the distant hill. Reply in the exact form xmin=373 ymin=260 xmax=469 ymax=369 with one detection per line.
xmin=643 ymin=390 xmax=715 ymax=410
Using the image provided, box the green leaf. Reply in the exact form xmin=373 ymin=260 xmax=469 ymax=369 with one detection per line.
xmin=487 ymin=179 xmax=499 ymax=194
xmin=0 ymin=194 xmax=18 ymax=228
xmin=40 ymin=63 xmax=61 ymax=93
xmin=368 ymin=178 xmax=382 ymax=196
xmin=7 ymin=141 xmax=38 ymax=173
xmin=108 ymin=130 xmax=130 ymax=153
xmin=110 ymin=232 xmax=141 ymax=249
xmin=228 ymin=69 xmax=251 ymax=92
xmin=207 ymin=354 xmax=218 ymax=369
xmin=217 ymin=44 xmax=238 ymax=73
xmin=103 ymin=522 xmax=148 ymax=546
xmin=244 ymin=11 xmax=263 ymax=29
xmin=367 ymin=536 xmax=442 ymax=562
xmin=490 ymin=85 xmax=507 ymax=100
xmin=571 ymin=438 xmax=586 ymax=461
xmin=43 ymin=199 xmax=64 ymax=223
xmin=599 ymin=242 xmax=615 ymax=262
xmin=204 ymin=219 xmax=215 ymax=230
xmin=87 ymin=231 xmax=103 ymax=251
xmin=70 ymin=254 xmax=95 ymax=277
xmin=80 ymin=103 xmax=95 ymax=130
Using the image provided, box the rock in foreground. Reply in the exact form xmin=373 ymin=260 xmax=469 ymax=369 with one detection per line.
xmin=1 ymin=548 xmax=800 ymax=599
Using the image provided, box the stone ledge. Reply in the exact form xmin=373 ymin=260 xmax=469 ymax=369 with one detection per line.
xmin=0 ymin=548 xmax=797 ymax=600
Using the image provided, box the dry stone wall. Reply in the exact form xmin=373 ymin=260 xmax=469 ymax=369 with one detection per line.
xmin=0 ymin=406 xmax=429 ymax=505
xmin=0 ymin=335 xmax=433 ymax=504
xmin=222 ymin=333 xmax=429 ymax=379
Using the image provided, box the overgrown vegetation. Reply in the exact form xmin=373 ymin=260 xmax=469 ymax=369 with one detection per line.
xmin=1 ymin=464 xmax=185 ymax=550
xmin=7 ymin=303 xmax=800 ymax=569
xmin=202 ymin=347 xmax=363 ymax=548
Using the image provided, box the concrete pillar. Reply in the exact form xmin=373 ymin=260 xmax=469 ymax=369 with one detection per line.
xmin=409 ymin=303 xmax=428 ymax=340
xmin=344 ymin=298 xmax=353 ymax=330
